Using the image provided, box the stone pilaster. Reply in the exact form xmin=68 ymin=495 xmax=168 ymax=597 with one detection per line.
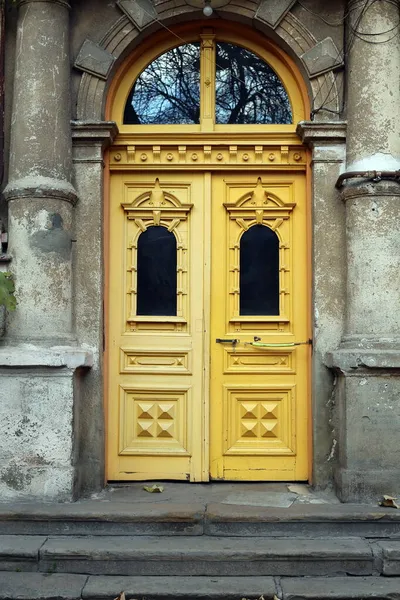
xmin=327 ymin=0 xmax=400 ymax=502
xmin=4 ymin=0 xmax=76 ymax=344
xmin=71 ymin=120 xmax=118 ymax=497
xmin=297 ymin=121 xmax=347 ymax=489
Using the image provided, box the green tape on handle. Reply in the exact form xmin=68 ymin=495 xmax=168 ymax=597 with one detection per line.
xmin=251 ymin=342 xmax=296 ymax=348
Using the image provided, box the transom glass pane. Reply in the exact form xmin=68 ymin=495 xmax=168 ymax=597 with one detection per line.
xmin=137 ymin=227 xmax=177 ymax=316
xmin=124 ymin=43 xmax=200 ymax=124
xmin=216 ymin=42 xmax=292 ymax=125
xmin=240 ymin=225 xmax=280 ymax=316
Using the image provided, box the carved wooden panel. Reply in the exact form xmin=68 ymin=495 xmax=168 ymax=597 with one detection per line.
xmin=122 ymin=178 xmax=193 ymax=333
xmin=111 ymin=143 xmax=306 ymax=169
xmin=224 ymin=386 xmax=295 ymax=455
xmin=223 ymin=348 xmax=295 ymax=374
xmin=224 ymin=177 xmax=295 ymax=333
xmin=120 ymin=348 xmax=191 ymax=374
xmin=119 ymin=386 xmax=190 ymax=455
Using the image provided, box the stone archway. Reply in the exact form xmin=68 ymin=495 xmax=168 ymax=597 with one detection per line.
xmin=70 ymin=0 xmax=348 ymax=494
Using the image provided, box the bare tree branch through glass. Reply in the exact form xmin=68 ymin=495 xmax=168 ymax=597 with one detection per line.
xmin=216 ymin=43 xmax=292 ymax=124
xmin=124 ymin=42 xmax=292 ymax=125
xmin=124 ymin=44 xmax=200 ymax=124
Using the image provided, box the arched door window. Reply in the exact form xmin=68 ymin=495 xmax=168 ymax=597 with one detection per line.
xmin=137 ymin=226 xmax=177 ymax=316
xmin=240 ymin=225 xmax=280 ymax=316
xmin=123 ymin=40 xmax=293 ymax=127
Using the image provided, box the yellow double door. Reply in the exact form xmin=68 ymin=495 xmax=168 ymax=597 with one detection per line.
xmin=107 ymin=170 xmax=309 ymax=482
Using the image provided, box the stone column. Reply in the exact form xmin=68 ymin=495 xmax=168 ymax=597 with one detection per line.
xmin=4 ymin=0 xmax=76 ymax=344
xmin=0 ymin=0 xmax=93 ymax=502
xmin=327 ymin=0 xmax=400 ymax=501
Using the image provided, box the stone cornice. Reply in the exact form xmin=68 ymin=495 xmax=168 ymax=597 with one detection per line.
xmin=296 ymin=121 xmax=347 ymax=146
xmin=71 ymin=121 xmax=119 ymax=149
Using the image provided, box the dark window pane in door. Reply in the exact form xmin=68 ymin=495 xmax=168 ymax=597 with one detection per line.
xmin=124 ymin=43 xmax=200 ymax=124
xmin=240 ymin=225 xmax=280 ymax=316
xmin=216 ymin=42 xmax=292 ymax=124
xmin=137 ymin=227 xmax=177 ymax=316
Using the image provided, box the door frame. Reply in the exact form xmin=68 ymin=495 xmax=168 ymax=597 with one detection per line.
xmin=104 ymin=21 xmax=312 ymax=483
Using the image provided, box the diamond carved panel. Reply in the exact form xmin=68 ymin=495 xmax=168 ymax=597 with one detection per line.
xmin=119 ymin=387 xmax=190 ymax=455
xmin=224 ymin=386 xmax=295 ymax=455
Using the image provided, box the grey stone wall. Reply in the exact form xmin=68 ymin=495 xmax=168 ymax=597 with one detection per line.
xmin=8 ymin=0 xmax=393 ymax=501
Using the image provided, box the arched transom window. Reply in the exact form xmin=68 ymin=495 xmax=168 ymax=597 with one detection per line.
xmin=121 ymin=34 xmax=295 ymax=130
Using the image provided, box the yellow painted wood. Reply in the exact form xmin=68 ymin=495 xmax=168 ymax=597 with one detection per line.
xmin=209 ymin=172 xmax=309 ymax=480
xmin=110 ymin=24 xmax=307 ymax=135
xmin=107 ymin=172 xmax=207 ymax=481
xmin=107 ymin=24 xmax=310 ymax=482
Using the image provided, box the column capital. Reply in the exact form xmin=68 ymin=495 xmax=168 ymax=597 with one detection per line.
xmin=296 ymin=121 xmax=347 ymax=147
xmin=17 ymin=0 xmax=71 ymax=8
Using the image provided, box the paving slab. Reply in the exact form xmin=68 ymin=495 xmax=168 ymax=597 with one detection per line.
xmin=0 ymin=535 xmax=46 ymax=572
xmin=39 ymin=535 xmax=373 ymax=576
xmin=82 ymin=575 xmax=277 ymax=600
xmin=0 ymin=572 xmax=87 ymax=600
xmin=281 ymin=576 xmax=400 ymax=599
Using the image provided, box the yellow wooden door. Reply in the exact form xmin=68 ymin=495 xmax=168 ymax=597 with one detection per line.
xmin=107 ymin=169 xmax=309 ymax=482
xmin=107 ymin=171 xmax=208 ymax=481
xmin=209 ymin=172 xmax=309 ymax=480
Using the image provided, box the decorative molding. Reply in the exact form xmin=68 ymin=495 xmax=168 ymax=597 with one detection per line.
xmin=255 ymin=0 xmax=297 ymax=29
xmin=74 ymin=40 xmax=116 ymax=80
xmin=110 ymin=141 xmax=307 ymax=169
xmin=3 ymin=176 xmax=78 ymax=206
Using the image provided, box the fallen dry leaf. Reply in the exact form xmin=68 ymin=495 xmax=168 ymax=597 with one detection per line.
xmin=143 ymin=484 xmax=164 ymax=493
xmin=379 ymin=495 xmax=399 ymax=509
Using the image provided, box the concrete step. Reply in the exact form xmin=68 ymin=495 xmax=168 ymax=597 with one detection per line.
xmin=1 ymin=502 xmax=400 ymax=538
xmin=2 ymin=572 xmax=400 ymax=600
xmin=0 ymin=535 xmax=374 ymax=576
